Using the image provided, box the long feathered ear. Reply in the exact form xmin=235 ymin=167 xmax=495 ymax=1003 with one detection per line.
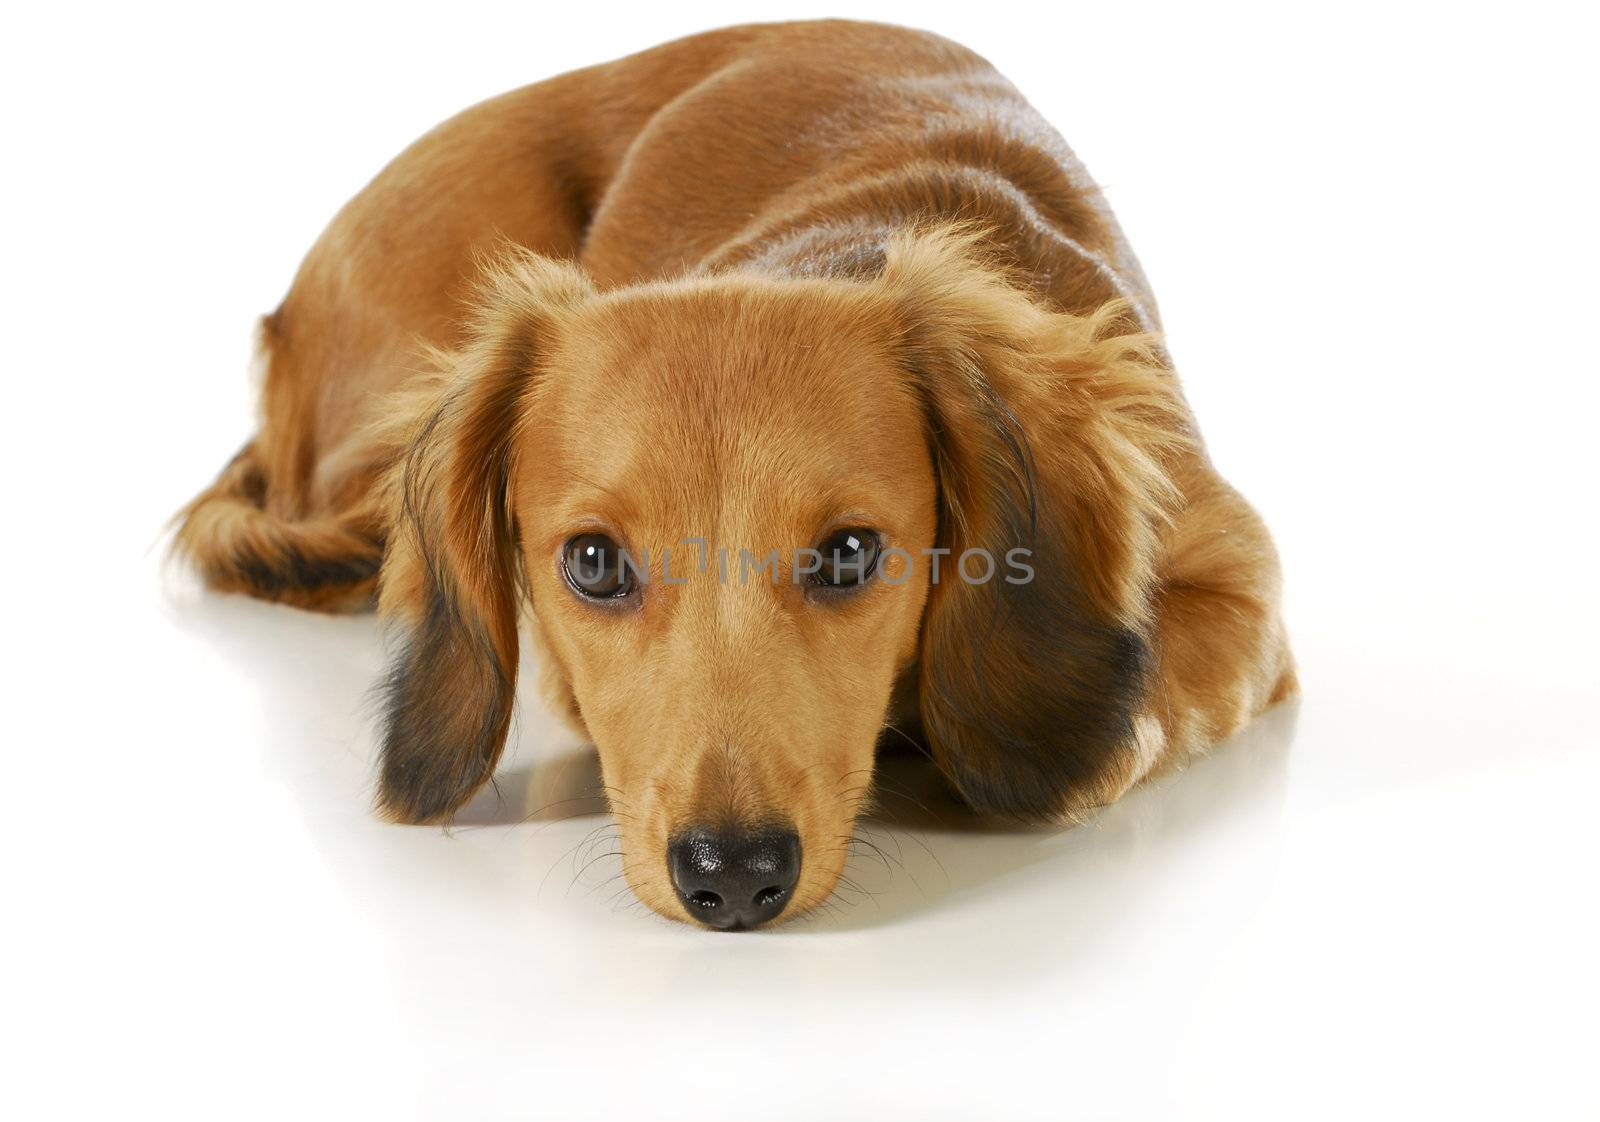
xmin=375 ymin=251 xmax=594 ymax=823
xmin=880 ymin=228 xmax=1194 ymax=820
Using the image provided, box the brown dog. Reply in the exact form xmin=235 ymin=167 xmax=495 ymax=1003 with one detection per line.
xmin=175 ymin=20 xmax=1295 ymax=929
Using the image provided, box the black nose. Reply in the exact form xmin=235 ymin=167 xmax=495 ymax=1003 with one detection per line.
xmin=668 ymin=825 xmax=802 ymax=930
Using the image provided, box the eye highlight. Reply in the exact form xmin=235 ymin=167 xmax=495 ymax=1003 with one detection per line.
xmin=561 ymin=533 xmax=637 ymax=601
xmin=810 ymin=528 xmax=882 ymax=590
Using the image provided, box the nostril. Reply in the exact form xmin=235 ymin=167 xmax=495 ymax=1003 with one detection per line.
xmin=687 ymin=890 xmax=723 ymax=911
xmin=753 ymin=885 xmax=786 ymax=908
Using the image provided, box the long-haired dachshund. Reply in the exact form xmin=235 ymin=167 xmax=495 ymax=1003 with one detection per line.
xmin=176 ymin=20 xmax=1295 ymax=929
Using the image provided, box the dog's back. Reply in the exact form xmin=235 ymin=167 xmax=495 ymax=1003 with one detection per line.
xmin=575 ymin=22 xmax=1159 ymax=325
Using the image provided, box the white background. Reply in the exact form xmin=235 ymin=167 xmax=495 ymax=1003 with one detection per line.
xmin=4 ymin=2 xmax=1597 ymax=1118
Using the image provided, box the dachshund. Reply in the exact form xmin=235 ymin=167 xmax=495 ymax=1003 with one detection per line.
xmin=175 ymin=19 xmax=1296 ymax=929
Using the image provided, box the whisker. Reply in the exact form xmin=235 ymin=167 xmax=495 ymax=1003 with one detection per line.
xmin=566 ymin=850 xmax=625 ymax=895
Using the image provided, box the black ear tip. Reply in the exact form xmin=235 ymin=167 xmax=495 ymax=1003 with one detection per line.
xmin=376 ymin=756 xmax=480 ymax=825
xmin=935 ymin=753 xmax=1071 ymax=823
xmin=373 ymin=579 xmax=516 ymax=827
xmin=921 ymin=588 xmax=1151 ymax=823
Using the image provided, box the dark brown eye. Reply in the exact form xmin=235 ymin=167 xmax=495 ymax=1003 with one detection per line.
xmin=811 ymin=528 xmax=881 ymax=589
xmin=562 ymin=533 xmax=636 ymax=600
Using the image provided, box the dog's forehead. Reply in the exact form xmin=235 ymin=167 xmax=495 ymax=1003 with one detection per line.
xmin=568 ymin=280 xmax=892 ymax=408
xmin=530 ymin=283 xmax=928 ymax=529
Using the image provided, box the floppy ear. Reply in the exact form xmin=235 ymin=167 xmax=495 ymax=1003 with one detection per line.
xmin=375 ymin=251 xmax=593 ymax=823
xmin=880 ymin=228 xmax=1193 ymax=820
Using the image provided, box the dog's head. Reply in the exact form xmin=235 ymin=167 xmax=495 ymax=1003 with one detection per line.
xmin=375 ymin=228 xmax=1186 ymax=928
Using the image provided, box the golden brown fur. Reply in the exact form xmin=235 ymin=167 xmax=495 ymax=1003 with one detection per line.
xmin=174 ymin=20 xmax=1295 ymax=926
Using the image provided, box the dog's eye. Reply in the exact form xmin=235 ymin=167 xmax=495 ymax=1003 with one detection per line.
xmin=562 ymin=533 xmax=636 ymax=600
xmin=811 ymin=528 xmax=881 ymax=589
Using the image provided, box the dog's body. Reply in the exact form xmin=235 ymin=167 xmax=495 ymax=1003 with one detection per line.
xmin=178 ymin=21 xmax=1294 ymax=928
